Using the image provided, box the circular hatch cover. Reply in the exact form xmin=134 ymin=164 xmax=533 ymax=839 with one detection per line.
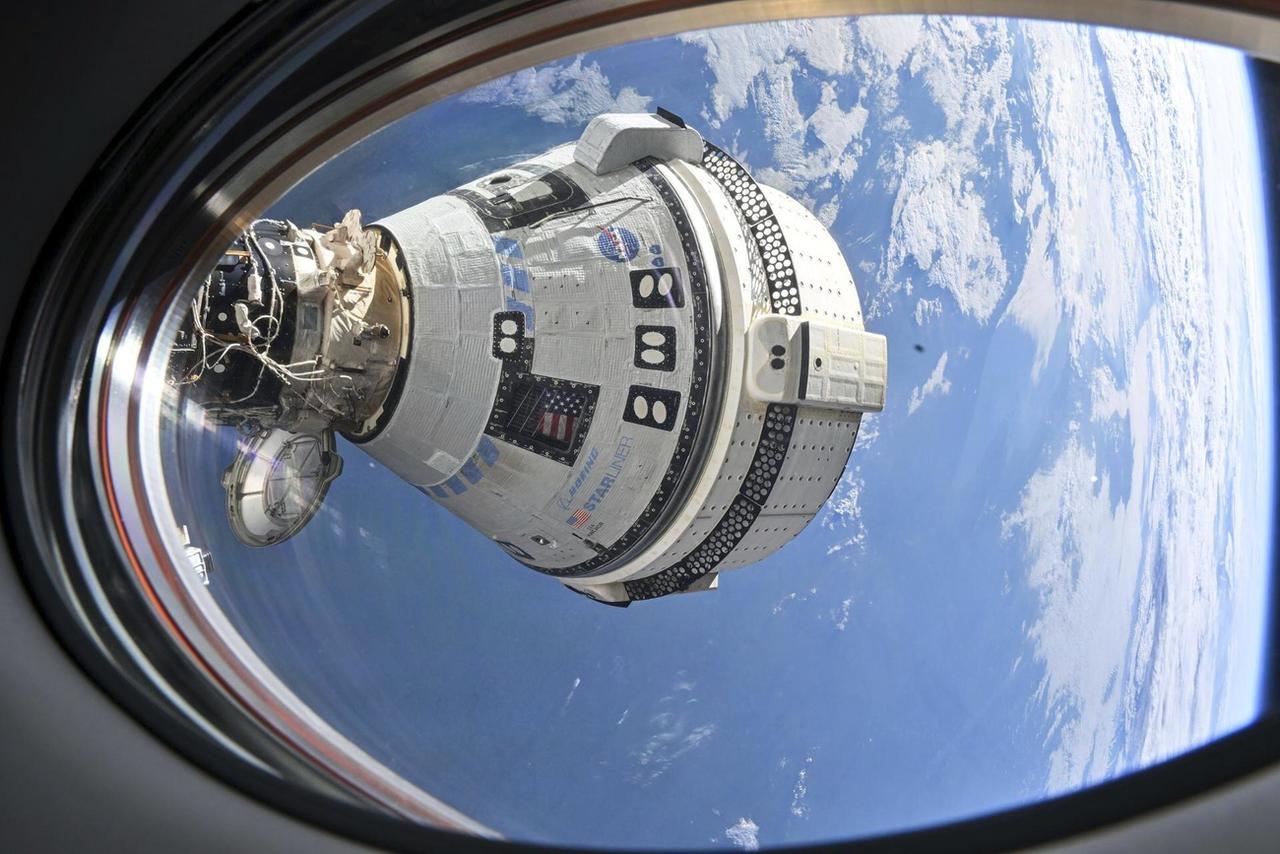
xmin=221 ymin=429 xmax=344 ymax=547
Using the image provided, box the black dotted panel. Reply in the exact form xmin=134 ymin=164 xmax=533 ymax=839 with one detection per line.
xmin=491 ymin=310 xmax=531 ymax=368
xmin=624 ymin=403 xmax=797 ymax=601
xmin=740 ymin=405 xmax=795 ymax=504
xmin=630 ymin=267 xmax=685 ymax=309
xmin=701 ymin=144 xmax=803 ymax=316
xmin=623 ymin=384 xmax=681 ymax=431
xmin=634 ymin=325 xmax=677 ymax=372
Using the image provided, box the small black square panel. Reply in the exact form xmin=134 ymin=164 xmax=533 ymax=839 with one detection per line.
xmin=492 ymin=310 xmax=527 ymax=362
xmin=630 ymin=267 xmax=684 ymax=308
xmin=623 ymin=385 xmax=681 ymax=431
xmin=633 ymin=325 xmax=676 ymax=372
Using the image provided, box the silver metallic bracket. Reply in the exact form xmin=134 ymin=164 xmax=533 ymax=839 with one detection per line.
xmin=574 ymin=112 xmax=704 ymax=176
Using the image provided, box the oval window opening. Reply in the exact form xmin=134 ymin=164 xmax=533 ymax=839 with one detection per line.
xmin=65 ymin=10 xmax=1278 ymax=851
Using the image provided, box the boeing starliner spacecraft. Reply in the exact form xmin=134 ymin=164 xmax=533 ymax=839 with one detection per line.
xmin=171 ymin=111 xmax=887 ymax=605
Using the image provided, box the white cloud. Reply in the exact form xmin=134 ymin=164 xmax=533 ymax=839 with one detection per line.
xmin=858 ymin=18 xmax=1021 ymax=322
xmin=907 ymin=351 xmax=952 ymax=415
xmin=559 ymin=676 xmax=581 ymax=714
xmin=749 ymin=66 xmax=866 ymax=200
xmin=790 ymin=761 xmax=812 ymax=817
xmin=461 ymin=57 xmax=650 ymax=124
xmin=833 ymin=598 xmax=854 ymax=632
xmin=907 ymin=18 xmax=1013 ymax=149
xmin=724 ymin=817 xmax=760 ymax=851
xmin=914 ymin=297 xmax=943 ymax=326
xmin=1000 ymin=168 xmax=1058 ymax=381
xmin=633 ymin=719 xmax=715 ymax=785
xmin=813 ymin=92 xmax=868 ymax=152
xmin=854 ymin=15 xmax=922 ymax=73
xmin=887 ymin=141 xmax=1009 ymax=323
xmin=679 ymin=20 xmax=854 ymax=124
xmin=631 ymin=676 xmax=716 ymax=785
xmin=821 ymin=470 xmax=866 ymax=556
xmin=1089 ymin=365 xmax=1128 ymax=423
xmin=1007 ymin=135 xmax=1038 ymax=223
xmin=771 ymin=588 xmax=819 ymax=615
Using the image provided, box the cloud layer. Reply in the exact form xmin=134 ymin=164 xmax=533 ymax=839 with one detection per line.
xmin=1001 ymin=27 xmax=1270 ymax=791
xmin=461 ymin=57 xmax=651 ymax=124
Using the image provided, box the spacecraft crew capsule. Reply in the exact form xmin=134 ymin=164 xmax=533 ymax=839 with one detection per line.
xmin=172 ymin=111 xmax=887 ymax=605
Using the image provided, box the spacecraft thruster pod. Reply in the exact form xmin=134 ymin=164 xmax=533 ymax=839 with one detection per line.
xmin=170 ymin=111 xmax=887 ymax=604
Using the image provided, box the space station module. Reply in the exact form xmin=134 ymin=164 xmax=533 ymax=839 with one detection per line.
xmin=173 ymin=111 xmax=887 ymax=605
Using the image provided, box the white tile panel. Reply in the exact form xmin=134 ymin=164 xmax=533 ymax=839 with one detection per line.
xmin=362 ymin=198 xmax=503 ymax=486
xmin=416 ymin=287 xmax=458 ymax=339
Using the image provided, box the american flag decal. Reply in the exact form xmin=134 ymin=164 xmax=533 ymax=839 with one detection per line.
xmin=569 ymin=509 xmax=590 ymax=528
xmin=532 ymin=388 xmax=583 ymax=443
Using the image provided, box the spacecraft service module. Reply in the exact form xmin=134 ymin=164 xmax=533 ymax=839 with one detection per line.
xmin=171 ymin=111 xmax=887 ymax=605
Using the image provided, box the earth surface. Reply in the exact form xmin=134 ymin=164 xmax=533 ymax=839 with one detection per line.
xmin=174 ymin=15 xmax=1273 ymax=850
